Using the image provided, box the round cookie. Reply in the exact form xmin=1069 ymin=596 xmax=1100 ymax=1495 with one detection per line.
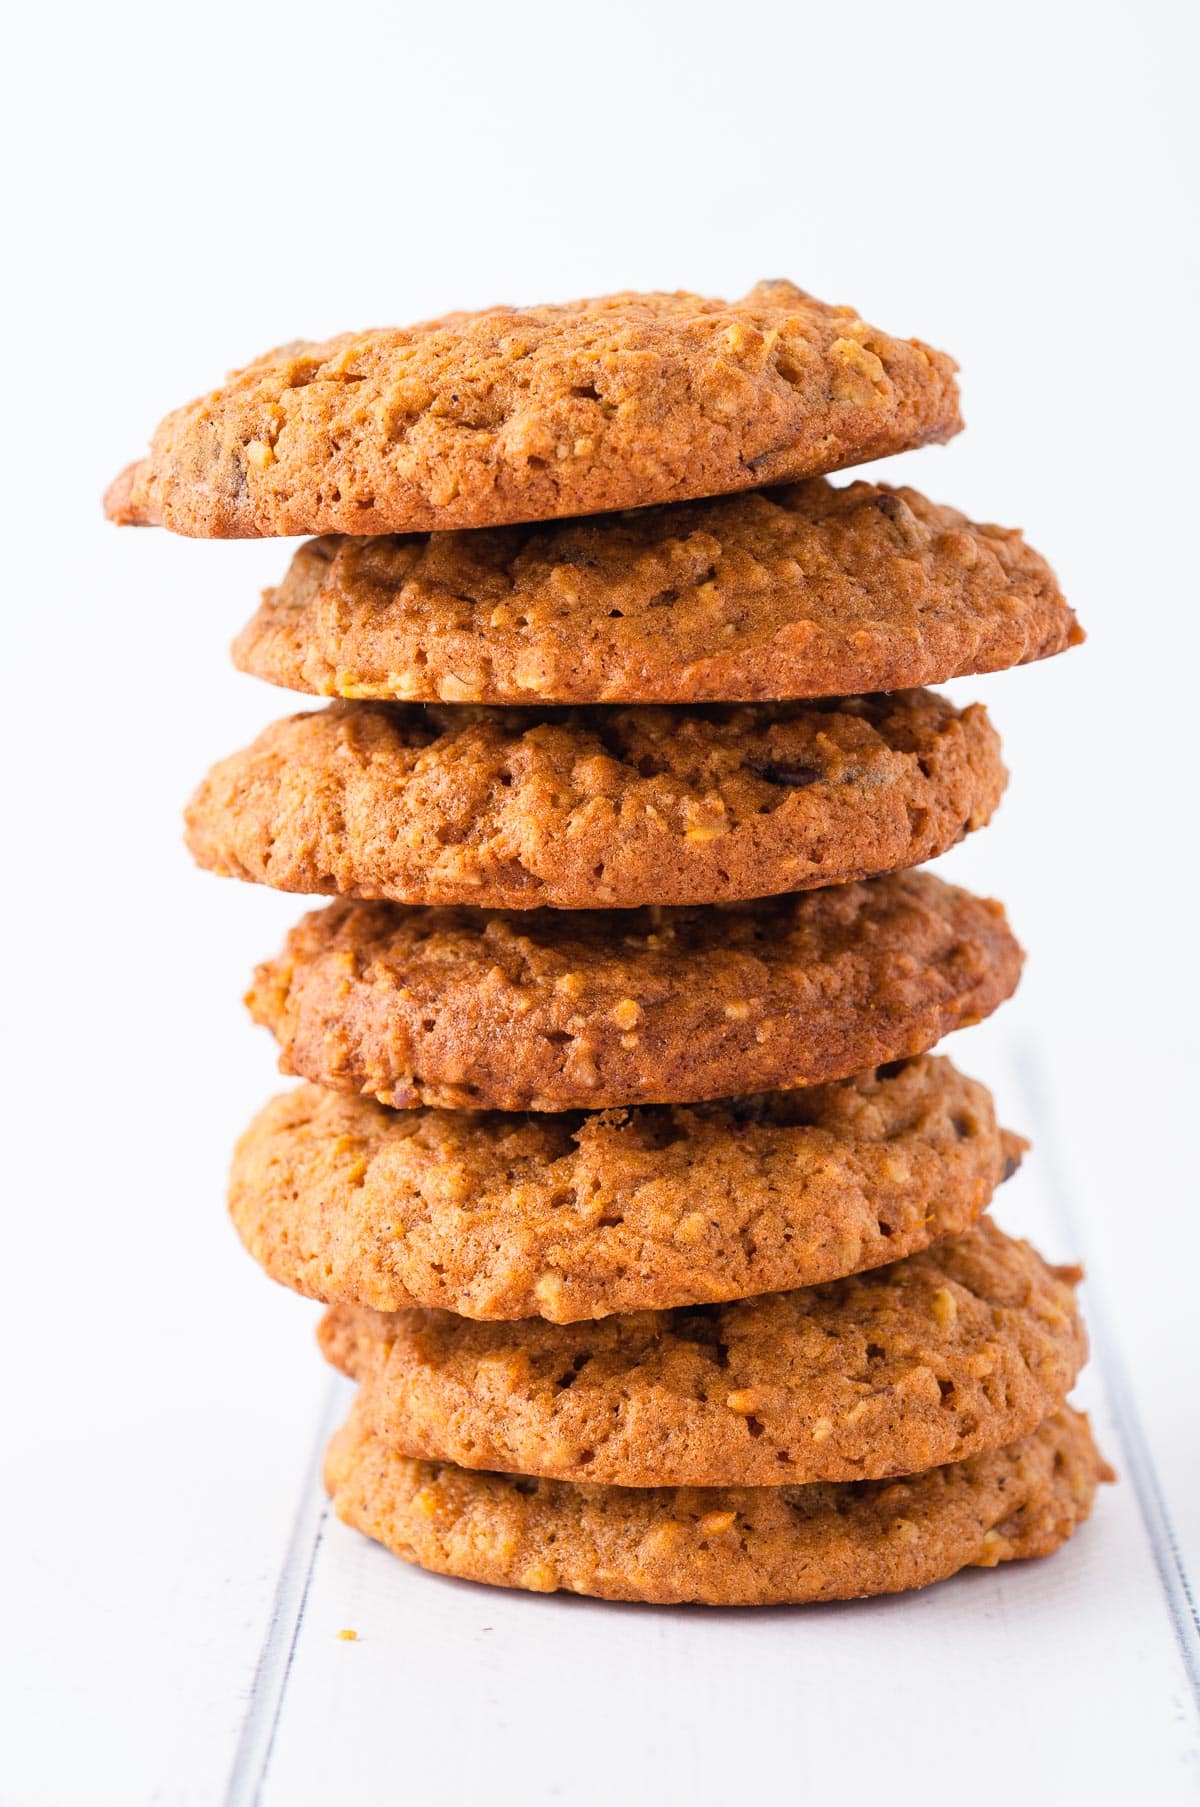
xmin=187 ymin=692 xmax=1005 ymax=911
xmin=320 ymin=1221 xmax=1085 ymax=1487
xmin=325 ymin=1405 xmax=1110 ymax=1605
xmin=103 ymin=281 xmax=960 ymax=538
xmin=234 ymin=481 xmax=1080 ymax=706
xmin=247 ymin=871 xmax=1024 ymax=1111
xmin=231 ymin=1058 xmax=1025 ymax=1321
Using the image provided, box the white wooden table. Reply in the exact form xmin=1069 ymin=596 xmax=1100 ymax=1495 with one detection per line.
xmin=7 ymin=1033 xmax=1191 ymax=1807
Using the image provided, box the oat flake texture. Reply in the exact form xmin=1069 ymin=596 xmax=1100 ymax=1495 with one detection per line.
xmin=234 ymin=479 xmax=1079 ymax=705
xmin=320 ymin=1222 xmax=1086 ymax=1488
xmin=229 ymin=1056 xmax=1024 ymax=1321
xmin=324 ymin=1405 xmax=1111 ymax=1606
xmin=246 ymin=871 xmax=1024 ymax=1111
xmin=187 ymin=690 xmax=1005 ymax=910
xmin=105 ymin=281 xmax=960 ymax=537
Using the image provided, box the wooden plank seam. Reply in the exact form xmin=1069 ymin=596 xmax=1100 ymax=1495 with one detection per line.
xmin=223 ymin=1375 xmax=347 ymax=1807
xmin=1012 ymin=1044 xmax=1200 ymax=1708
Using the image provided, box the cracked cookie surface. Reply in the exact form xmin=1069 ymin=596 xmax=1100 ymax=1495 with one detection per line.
xmin=325 ymin=1404 xmax=1109 ymax=1604
xmin=187 ymin=691 xmax=1004 ymax=910
xmin=234 ymin=480 xmax=1079 ymax=705
xmin=320 ymin=1222 xmax=1085 ymax=1487
xmin=104 ymin=281 xmax=960 ymax=537
xmin=247 ymin=871 xmax=1023 ymax=1111
xmin=231 ymin=1057 xmax=1024 ymax=1320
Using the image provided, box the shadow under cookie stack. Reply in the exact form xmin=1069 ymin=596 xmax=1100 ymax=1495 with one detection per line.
xmin=108 ymin=280 xmax=1111 ymax=1607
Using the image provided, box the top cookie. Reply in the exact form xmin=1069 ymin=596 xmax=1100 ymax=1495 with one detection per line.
xmin=104 ymin=282 xmax=961 ymax=537
xmin=234 ymin=481 xmax=1079 ymax=706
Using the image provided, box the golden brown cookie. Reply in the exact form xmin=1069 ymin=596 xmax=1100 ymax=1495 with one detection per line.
xmin=234 ymin=482 xmax=1080 ymax=705
xmin=230 ymin=1058 xmax=1024 ymax=1321
xmin=325 ymin=1404 xmax=1110 ymax=1605
xmin=186 ymin=692 xmax=1004 ymax=911
xmin=104 ymin=282 xmax=960 ymax=537
xmin=320 ymin=1222 xmax=1084 ymax=1487
xmin=247 ymin=872 xmax=1023 ymax=1111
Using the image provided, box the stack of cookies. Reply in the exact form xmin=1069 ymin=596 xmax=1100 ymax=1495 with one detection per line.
xmin=107 ymin=280 xmax=1111 ymax=1606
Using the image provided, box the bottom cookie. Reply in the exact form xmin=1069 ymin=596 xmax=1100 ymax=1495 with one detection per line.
xmin=325 ymin=1403 xmax=1110 ymax=1606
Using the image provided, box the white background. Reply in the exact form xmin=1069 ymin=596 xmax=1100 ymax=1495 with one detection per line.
xmin=2 ymin=2 xmax=1198 ymax=1802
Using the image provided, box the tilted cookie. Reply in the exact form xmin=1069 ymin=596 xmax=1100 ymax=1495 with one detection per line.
xmin=187 ymin=691 xmax=1004 ymax=910
xmin=235 ymin=481 xmax=1080 ymax=706
xmin=320 ymin=1222 xmax=1085 ymax=1487
xmin=325 ymin=1404 xmax=1110 ymax=1605
xmin=247 ymin=872 xmax=1023 ymax=1111
xmin=231 ymin=1058 xmax=1024 ymax=1321
xmin=104 ymin=281 xmax=960 ymax=537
